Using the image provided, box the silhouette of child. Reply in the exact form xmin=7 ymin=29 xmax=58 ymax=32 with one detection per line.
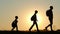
xmin=11 ymin=16 xmax=18 ymax=31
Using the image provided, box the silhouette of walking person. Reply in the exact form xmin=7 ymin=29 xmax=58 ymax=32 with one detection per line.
xmin=29 ymin=10 xmax=39 ymax=31
xmin=11 ymin=16 xmax=18 ymax=31
xmin=45 ymin=6 xmax=53 ymax=31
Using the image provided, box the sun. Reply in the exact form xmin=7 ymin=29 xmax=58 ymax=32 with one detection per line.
xmin=37 ymin=13 xmax=42 ymax=24
xmin=25 ymin=12 xmax=43 ymax=30
xmin=18 ymin=9 xmax=44 ymax=31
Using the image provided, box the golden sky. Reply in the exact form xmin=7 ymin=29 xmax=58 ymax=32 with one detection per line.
xmin=0 ymin=0 xmax=60 ymax=31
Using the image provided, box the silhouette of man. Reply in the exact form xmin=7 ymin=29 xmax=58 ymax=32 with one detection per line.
xmin=45 ymin=6 xmax=53 ymax=31
xmin=29 ymin=10 xmax=39 ymax=31
xmin=11 ymin=16 xmax=18 ymax=31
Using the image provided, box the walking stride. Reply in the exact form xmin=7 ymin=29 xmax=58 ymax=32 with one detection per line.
xmin=11 ymin=16 xmax=18 ymax=31
xmin=29 ymin=10 xmax=39 ymax=31
xmin=45 ymin=6 xmax=53 ymax=31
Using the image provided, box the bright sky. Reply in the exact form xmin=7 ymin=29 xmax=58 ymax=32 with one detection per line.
xmin=0 ymin=0 xmax=60 ymax=31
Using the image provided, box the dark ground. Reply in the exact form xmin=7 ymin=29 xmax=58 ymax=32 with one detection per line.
xmin=0 ymin=30 xmax=60 ymax=34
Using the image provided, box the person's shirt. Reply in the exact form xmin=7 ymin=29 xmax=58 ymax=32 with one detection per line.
xmin=14 ymin=19 xmax=18 ymax=25
xmin=33 ymin=14 xmax=37 ymax=21
xmin=46 ymin=9 xmax=53 ymax=17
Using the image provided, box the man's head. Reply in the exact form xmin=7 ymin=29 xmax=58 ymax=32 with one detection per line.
xmin=15 ymin=16 xmax=18 ymax=19
xmin=50 ymin=6 xmax=53 ymax=10
xmin=35 ymin=10 xmax=38 ymax=14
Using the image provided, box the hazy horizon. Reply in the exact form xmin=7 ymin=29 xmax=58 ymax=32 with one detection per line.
xmin=0 ymin=0 xmax=60 ymax=31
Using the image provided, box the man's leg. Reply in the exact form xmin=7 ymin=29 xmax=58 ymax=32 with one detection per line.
xmin=29 ymin=23 xmax=35 ymax=31
xmin=45 ymin=24 xmax=50 ymax=30
xmin=50 ymin=18 xmax=53 ymax=31
xmin=36 ymin=23 xmax=39 ymax=31
xmin=45 ymin=17 xmax=51 ymax=30
xmin=50 ymin=24 xmax=53 ymax=31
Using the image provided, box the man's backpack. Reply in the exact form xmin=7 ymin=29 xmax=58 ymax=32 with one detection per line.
xmin=46 ymin=10 xmax=50 ymax=16
xmin=31 ymin=15 xmax=34 ymax=21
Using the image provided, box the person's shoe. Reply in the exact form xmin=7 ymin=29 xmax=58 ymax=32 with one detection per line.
xmin=51 ymin=30 xmax=54 ymax=31
xmin=16 ymin=30 xmax=18 ymax=31
xmin=37 ymin=30 xmax=40 ymax=32
xmin=29 ymin=29 xmax=31 ymax=32
xmin=45 ymin=27 xmax=47 ymax=30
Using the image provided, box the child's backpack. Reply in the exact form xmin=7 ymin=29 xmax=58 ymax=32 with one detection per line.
xmin=12 ymin=21 xmax=15 ymax=27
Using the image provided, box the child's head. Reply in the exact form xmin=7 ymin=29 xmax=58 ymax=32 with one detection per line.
xmin=15 ymin=16 xmax=18 ymax=19
xmin=35 ymin=10 xmax=38 ymax=14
